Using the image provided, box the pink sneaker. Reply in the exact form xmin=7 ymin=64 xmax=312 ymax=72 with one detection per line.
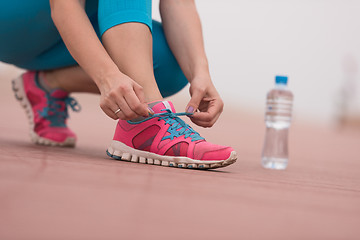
xmin=107 ymin=101 xmax=237 ymax=169
xmin=12 ymin=71 xmax=80 ymax=147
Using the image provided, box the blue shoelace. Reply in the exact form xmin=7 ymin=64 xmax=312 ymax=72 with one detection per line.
xmin=38 ymin=95 xmax=81 ymax=127
xmin=152 ymin=109 xmax=204 ymax=142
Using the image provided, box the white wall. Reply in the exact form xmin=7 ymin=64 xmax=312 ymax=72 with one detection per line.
xmin=153 ymin=0 xmax=360 ymax=124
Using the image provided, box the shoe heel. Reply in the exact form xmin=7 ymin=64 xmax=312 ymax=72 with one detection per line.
xmin=12 ymin=74 xmax=36 ymax=135
xmin=12 ymin=76 xmax=24 ymax=101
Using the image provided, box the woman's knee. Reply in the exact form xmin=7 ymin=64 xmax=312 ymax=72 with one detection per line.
xmin=98 ymin=0 xmax=152 ymax=37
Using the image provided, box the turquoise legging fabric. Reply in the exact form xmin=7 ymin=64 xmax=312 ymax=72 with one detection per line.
xmin=0 ymin=0 xmax=187 ymax=97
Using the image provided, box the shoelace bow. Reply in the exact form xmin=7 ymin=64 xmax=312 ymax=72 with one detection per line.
xmin=39 ymin=95 xmax=81 ymax=127
xmin=152 ymin=109 xmax=204 ymax=142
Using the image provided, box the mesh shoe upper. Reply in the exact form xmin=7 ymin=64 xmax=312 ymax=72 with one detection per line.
xmin=113 ymin=101 xmax=233 ymax=161
xmin=22 ymin=71 xmax=80 ymax=143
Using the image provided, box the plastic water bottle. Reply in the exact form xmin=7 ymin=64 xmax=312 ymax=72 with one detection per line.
xmin=261 ymin=76 xmax=293 ymax=170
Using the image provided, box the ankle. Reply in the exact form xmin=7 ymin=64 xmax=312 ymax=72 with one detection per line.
xmin=39 ymin=71 xmax=61 ymax=91
xmin=144 ymin=90 xmax=163 ymax=103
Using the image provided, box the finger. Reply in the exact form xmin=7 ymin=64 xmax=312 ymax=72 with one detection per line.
xmin=133 ymin=84 xmax=155 ymax=115
xmin=102 ymin=106 xmax=120 ymax=120
xmin=191 ymin=111 xmax=212 ymax=122
xmin=100 ymin=100 xmax=119 ymax=120
xmin=114 ymin=97 xmax=138 ymax=120
xmin=191 ymin=109 xmax=221 ymax=127
xmin=190 ymin=118 xmax=214 ymax=128
xmin=133 ymin=83 xmax=146 ymax=104
xmin=124 ymin=89 xmax=149 ymax=117
xmin=114 ymin=109 xmax=126 ymax=120
xmin=191 ymin=104 xmax=218 ymax=122
xmin=190 ymin=116 xmax=219 ymax=128
xmin=186 ymin=88 xmax=204 ymax=114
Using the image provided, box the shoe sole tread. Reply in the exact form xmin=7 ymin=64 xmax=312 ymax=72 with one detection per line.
xmin=107 ymin=140 xmax=237 ymax=170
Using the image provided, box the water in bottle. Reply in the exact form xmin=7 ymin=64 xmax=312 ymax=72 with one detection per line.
xmin=261 ymin=75 xmax=293 ymax=170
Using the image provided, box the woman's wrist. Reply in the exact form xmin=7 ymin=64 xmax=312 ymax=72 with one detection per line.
xmin=188 ymin=62 xmax=211 ymax=83
xmin=91 ymin=63 xmax=121 ymax=91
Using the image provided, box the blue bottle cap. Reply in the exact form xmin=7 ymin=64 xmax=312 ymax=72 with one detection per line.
xmin=275 ymin=75 xmax=288 ymax=85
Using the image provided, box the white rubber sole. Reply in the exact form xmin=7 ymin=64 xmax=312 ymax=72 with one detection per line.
xmin=12 ymin=76 xmax=76 ymax=147
xmin=107 ymin=140 xmax=237 ymax=170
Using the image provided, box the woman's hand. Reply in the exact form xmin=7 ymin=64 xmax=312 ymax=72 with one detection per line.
xmin=160 ymin=0 xmax=223 ymax=128
xmin=99 ymin=72 xmax=150 ymax=120
xmin=186 ymin=75 xmax=224 ymax=128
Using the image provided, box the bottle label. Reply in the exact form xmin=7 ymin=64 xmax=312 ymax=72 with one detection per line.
xmin=266 ymin=98 xmax=292 ymax=119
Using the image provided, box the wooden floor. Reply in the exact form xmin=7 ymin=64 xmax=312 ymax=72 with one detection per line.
xmin=1 ymin=68 xmax=360 ymax=240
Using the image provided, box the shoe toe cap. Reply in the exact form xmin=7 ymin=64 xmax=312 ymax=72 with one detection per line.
xmin=193 ymin=141 xmax=235 ymax=161
xmin=200 ymin=146 xmax=234 ymax=161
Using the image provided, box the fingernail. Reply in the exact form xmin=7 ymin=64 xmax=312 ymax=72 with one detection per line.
xmin=186 ymin=106 xmax=194 ymax=113
xmin=148 ymin=107 xmax=155 ymax=115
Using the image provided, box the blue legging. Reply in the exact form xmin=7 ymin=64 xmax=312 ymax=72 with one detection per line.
xmin=0 ymin=0 xmax=188 ymax=97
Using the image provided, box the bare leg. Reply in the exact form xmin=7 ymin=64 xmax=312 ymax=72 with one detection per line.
xmin=43 ymin=66 xmax=99 ymax=93
xmin=44 ymin=22 xmax=163 ymax=103
xmin=102 ymin=23 xmax=162 ymax=102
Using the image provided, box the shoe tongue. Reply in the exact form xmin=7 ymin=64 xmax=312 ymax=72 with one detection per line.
xmin=149 ymin=100 xmax=176 ymax=113
xmin=49 ymin=89 xmax=69 ymax=99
